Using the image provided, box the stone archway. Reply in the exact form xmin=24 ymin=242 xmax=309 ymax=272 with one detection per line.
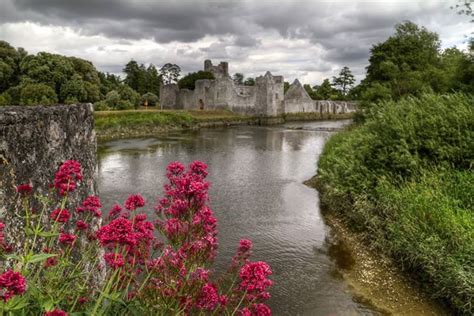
xmin=199 ymin=99 xmax=204 ymax=110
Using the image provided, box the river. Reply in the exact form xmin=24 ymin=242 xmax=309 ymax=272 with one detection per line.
xmin=97 ymin=119 xmax=380 ymax=315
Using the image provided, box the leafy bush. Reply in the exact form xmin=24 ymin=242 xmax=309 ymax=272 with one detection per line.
xmin=19 ymin=83 xmax=58 ymax=106
xmin=317 ymin=93 xmax=474 ymax=314
xmin=0 ymin=160 xmax=273 ymax=314
xmin=141 ymin=92 xmax=158 ymax=106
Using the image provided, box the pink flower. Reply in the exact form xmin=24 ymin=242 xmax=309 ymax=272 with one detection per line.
xmin=54 ymin=160 xmax=82 ymax=196
xmin=59 ymin=233 xmax=76 ymax=246
xmin=76 ymin=195 xmax=102 ymax=217
xmin=16 ymin=183 xmax=32 ymax=195
xmin=124 ymin=194 xmax=145 ymax=211
xmin=108 ymin=204 xmax=122 ymax=219
xmin=44 ymin=257 xmax=58 ymax=268
xmin=104 ymin=253 xmax=125 ymax=269
xmin=189 ymin=160 xmax=208 ymax=177
xmin=166 ymin=161 xmax=185 ymax=177
xmin=251 ymin=303 xmax=271 ymax=315
xmin=239 ymin=261 xmax=273 ymax=293
xmin=76 ymin=220 xmax=89 ymax=230
xmin=238 ymin=239 xmax=253 ymax=254
xmin=239 ymin=308 xmax=252 ymax=316
xmin=195 ymin=282 xmax=219 ymax=311
xmin=44 ymin=308 xmax=68 ymax=316
xmin=50 ymin=208 xmax=71 ymax=223
xmin=96 ymin=217 xmax=136 ymax=247
xmin=0 ymin=270 xmax=26 ymax=302
xmin=163 ymin=218 xmax=188 ymax=240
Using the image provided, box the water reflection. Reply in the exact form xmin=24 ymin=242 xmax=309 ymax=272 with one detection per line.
xmin=97 ymin=122 xmax=377 ymax=315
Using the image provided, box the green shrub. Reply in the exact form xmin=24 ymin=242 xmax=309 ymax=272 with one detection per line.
xmin=141 ymin=92 xmax=159 ymax=106
xmin=317 ymin=93 xmax=474 ymax=314
xmin=19 ymin=83 xmax=58 ymax=105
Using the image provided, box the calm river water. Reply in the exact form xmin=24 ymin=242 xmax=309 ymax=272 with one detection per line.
xmin=97 ymin=120 xmax=378 ymax=315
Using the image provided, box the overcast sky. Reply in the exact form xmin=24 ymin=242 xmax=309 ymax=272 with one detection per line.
xmin=0 ymin=0 xmax=471 ymax=85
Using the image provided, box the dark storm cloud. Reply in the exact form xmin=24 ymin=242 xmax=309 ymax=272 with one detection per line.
xmin=0 ymin=0 xmax=469 ymax=83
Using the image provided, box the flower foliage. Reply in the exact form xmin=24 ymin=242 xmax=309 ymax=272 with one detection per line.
xmin=0 ymin=160 xmax=273 ymax=315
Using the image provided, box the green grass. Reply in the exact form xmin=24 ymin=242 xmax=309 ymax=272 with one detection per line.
xmin=94 ymin=109 xmax=249 ymax=131
xmin=317 ymin=93 xmax=474 ymax=314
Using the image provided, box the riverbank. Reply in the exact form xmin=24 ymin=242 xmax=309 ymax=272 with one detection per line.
xmin=305 ymin=177 xmax=448 ymax=315
xmin=94 ymin=109 xmax=354 ymax=141
xmin=315 ymin=94 xmax=473 ymax=315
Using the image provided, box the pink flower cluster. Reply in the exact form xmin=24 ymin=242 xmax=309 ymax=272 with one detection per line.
xmin=1 ymin=160 xmax=273 ymax=314
xmin=50 ymin=208 xmax=71 ymax=223
xmin=54 ymin=160 xmax=82 ymax=196
xmin=0 ymin=270 xmax=26 ymax=302
xmin=76 ymin=196 xmax=102 ymax=217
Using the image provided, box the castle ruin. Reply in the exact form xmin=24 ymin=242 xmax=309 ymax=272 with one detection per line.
xmin=160 ymin=60 xmax=356 ymax=116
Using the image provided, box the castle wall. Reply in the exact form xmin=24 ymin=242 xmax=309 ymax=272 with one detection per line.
xmin=160 ymin=84 xmax=180 ymax=109
xmin=158 ymin=59 xmax=357 ymax=116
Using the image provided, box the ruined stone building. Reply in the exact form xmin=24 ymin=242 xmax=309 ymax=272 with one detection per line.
xmin=160 ymin=60 xmax=356 ymax=116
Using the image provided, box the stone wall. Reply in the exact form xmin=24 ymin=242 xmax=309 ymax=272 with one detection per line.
xmin=160 ymin=59 xmax=357 ymax=116
xmin=0 ymin=104 xmax=97 ymax=248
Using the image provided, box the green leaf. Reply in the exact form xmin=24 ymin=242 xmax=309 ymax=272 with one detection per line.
xmin=37 ymin=231 xmax=59 ymax=238
xmin=25 ymin=253 xmax=57 ymax=264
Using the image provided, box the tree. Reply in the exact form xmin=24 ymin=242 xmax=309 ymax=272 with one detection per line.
xmin=363 ymin=21 xmax=441 ymax=101
xmin=243 ymin=78 xmax=255 ymax=86
xmin=19 ymin=83 xmax=58 ymax=105
xmin=160 ymin=63 xmax=181 ymax=85
xmin=141 ymin=92 xmax=159 ymax=106
xmin=0 ymin=41 xmax=25 ymax=93
xmin=146 ymin=64 xmax=161 ymax=96
xmin=313 ymin=79 xmax=339 ymax=100
xmin=233 ymin=73 xmax=244 ymax=85
xmin=332 ymin=66 xmax=355 ymax=96
xmin=303 ymin=84 xmax=316 ymax=99
xmin=284 ymin=81 xmax=290 ymax=94
xmin=178 ymin=71 xmax=214 ymax=90
xmin=118 ymin=84 xmax=140 ymax=108
xmin=123 ymin=60 xmax=148 ymax=95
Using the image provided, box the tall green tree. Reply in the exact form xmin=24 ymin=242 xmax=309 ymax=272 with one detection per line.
xmin=145 ymin=64 xmax=161 ymax=96
xmin=123 ymin=60 xmax=147 ymax=94
xmin=160 ymin=63 xmax=181 ymax=85
xmin=233 ymin=73 xmax=244 ymax=85
xmin=178 ymin=71 xmax=214 ymax=90
xmin=243 ymin=77 xmax=255 ymax=86
xmin=332 ymin=66 xmax=355 ymax=96
xmin=313 ymin=79 xmax=339 ymax=100
xmin=363 ymin=21 xmax=441 ymax=101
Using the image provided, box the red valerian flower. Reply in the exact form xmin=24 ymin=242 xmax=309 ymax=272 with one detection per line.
xmin=44 ymin=308 xmax=68 ymax=316
xmin=16 ymin=183 xmax=32 ymax=195
xmin=76 ymin=220 xmax=89 ymax=230
xmin=104 ymin=253 xmax=125 ymax=269
xmin=195 ymin=282 xmax=219 ymax=311
xmin=189 ymin=160 xmax=208 ymax=177
xmin=239 ymin=261 xmax=273 ymax=293
xmin=44 ymin=257 xmax=58 ymax=268
xmin=0 ymin=270 xmax=26 ymax=302
xmin=59 ymin=233 xmax=76 ymax=246
xmin=54 ymin=160 xmax=82 ymax=196
xmin=124 ymin=194 xmax=145 ymax=211
xmin=166 ymin=161 xmax=185 ymax=177
xmin=96 ymin=217 xmax=137 ymax=247
xmin=251 ymin=303 xmax=272 ymax=316
xmin=77 ymin=195 xmax=102 ymax=217
xmin=50 ymin=208 xmax=71 ymax=223
xmin=238 ymin=308 xmax=251 ymax=316
xmin=107 ymin=204 xmax=122 ymax=220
